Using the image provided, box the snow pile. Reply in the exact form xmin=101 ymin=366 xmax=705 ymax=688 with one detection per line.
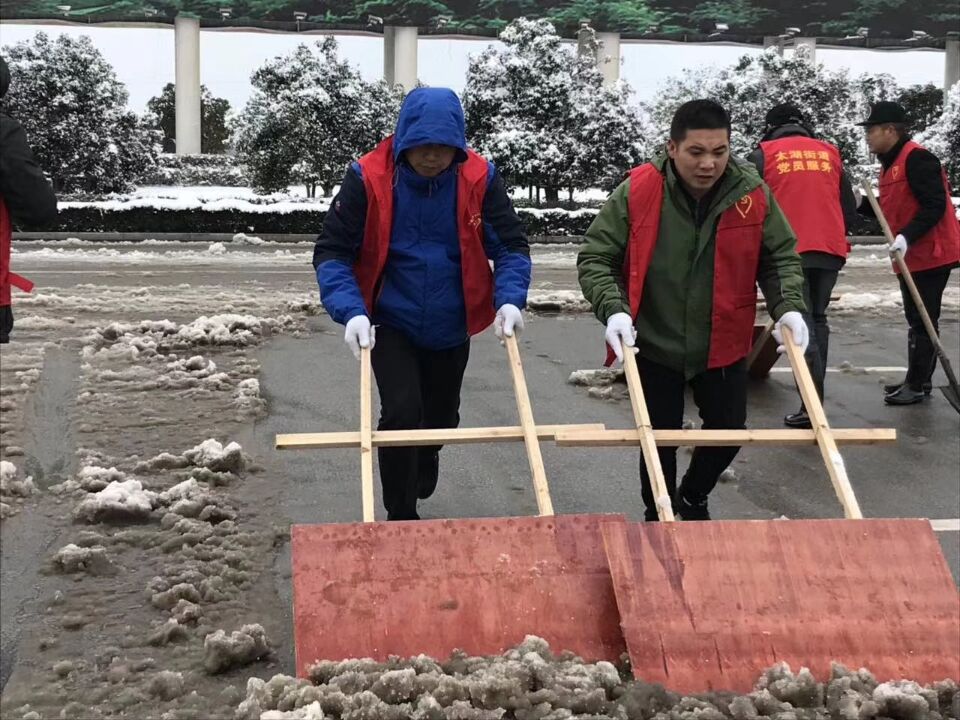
xmin=233 ymin=232 xmax=269 ymax=245
xmin=567 ymin=368 xmax=624 ymax=387
xmin=13 ymin=244 xmax=313 ymax=266
xmin=0 ymin=460 xmax=36 ymax=498
xmin=52 ymin=543 xmax=113 ymax=574
xmin=74 ymin=479 xmax=157 ymax=523
xmin=184 ymin=439 xmax=247 ymax=474
xmin=135 ymin=438 xmax=246 ymax=484
xmin=203 ymin=623 xmax=273 ymax=674
xmin=85 ymin=314 xmax=294 ymax=356
xmin=527 ymin=290 xmax=591 ymax=314
xmin=236 ymin=638 xmax=960 ymax=720
xmin=235 ymin=378 xmax=265 ymax=414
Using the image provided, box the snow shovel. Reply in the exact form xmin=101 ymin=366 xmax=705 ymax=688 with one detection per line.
xmin=596 ymin=331 xmax=959 ymax=692
xmin=287 ymin=339 xmax=627 ymax=675
xmin=861 ymin=179 xmax=960 ymax=413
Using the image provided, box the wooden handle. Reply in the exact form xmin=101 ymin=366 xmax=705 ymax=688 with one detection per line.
xmin=781 ymin=325 xmax=863 ymax=519
xmin=620 ymin=342 xmax=675 ymax=522
xmin=359 ymin=346 xmax=375 ymax=523
xmin=504 ymin=334 xmax=554 ymax=517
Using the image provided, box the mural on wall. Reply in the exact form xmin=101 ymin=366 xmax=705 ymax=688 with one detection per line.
xmin=1 ymin=0 xmax=958 ymax=40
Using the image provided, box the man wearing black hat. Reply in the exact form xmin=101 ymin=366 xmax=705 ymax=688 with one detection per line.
xmin=748 ymin=104 xmax=858 ymax=428
xmin=858 ymin=101 xmax=960 ymax=406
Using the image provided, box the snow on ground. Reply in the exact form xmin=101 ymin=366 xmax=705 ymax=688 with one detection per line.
xmin=230 ymin=635 xmax=959 ymax=720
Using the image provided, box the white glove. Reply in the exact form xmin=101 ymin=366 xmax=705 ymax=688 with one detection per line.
xmin=344 ymin=315 xmax=375 ymax=359
xmin=605 ymin=312 xmax=636 ymax=363
xmin=889 ymin=234 xmax=908 ymax=257
xmin=772 ymin=311 xmax=809 ymax=355
xmin=494 ymin=303 xmax=524 ymax=341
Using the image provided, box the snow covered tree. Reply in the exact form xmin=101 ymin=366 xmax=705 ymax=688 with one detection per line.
xmin=1 ymin=32 xmax=159 ymax=194
xmin=463 ymin=17 xmax=648 ymax=202
xmin=146 ymin=83 xmax=232 ymax=154
xmin=896 ymin=83 xmax=943 ymax=135
xmin=234 ymin=37 xmax=402 ymax=197
xmin=648 ymin=49 xmax=895 ymax=166
xmin=918 ymin=83 xmax=960 ymax=192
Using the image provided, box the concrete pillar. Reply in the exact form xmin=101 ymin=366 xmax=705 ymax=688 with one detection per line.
xmin=174 ymin=15 xmax=201 ymax=155
xmin=596 ymin=31 xmax=620 ymax=86
xmin=392 ymin=26 xmax=418 ymax=93
xmin=383 ymin=26 xmax=396 ymax=87
xmin=946 ymin=39 xmax=959 ymax=94
xmin=577 ymin=23 xmax=596 ymax=60
xmin=763 ymin=35 xmax=784 ymax=56
xmin=794 ymin=36 xmax=817 ymax=63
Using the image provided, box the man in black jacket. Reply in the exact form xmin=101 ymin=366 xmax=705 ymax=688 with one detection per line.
xmin=857 ymin=101 xmax=960 ymax=406
xmin=748 ymin=104 xmax=858 ymax=427
xmin=0 ymin=56 xmax=58 ymax=343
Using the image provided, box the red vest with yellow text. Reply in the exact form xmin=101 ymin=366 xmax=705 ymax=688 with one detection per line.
xmin=354 ymin=137 xmax=496 ymax=336
xmin=878 ymin=140 xmax=960 ymax=274
xmin=1 ymin=200 xmax=35 ymax=307
xmin=615 ymin=163 xmax=767 ymax=369
xmin=761 ymin=136 xmax=848 ymax=259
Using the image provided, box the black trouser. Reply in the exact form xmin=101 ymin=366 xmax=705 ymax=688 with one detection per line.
xmin=799 ymin=267 xmax=840 ymax=404
xmin=0 ymin=306 xmax=11 ymax=344
xmin=637 ymin=356 xmax=748 ymax=515
xmin=898 ymin=265 xmax=954 ymax=391
xmin=371 ymin=324 xmax=470 ymax=520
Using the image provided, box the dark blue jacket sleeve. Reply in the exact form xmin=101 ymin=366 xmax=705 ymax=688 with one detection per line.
xmin=313 ymin=164 xmax=369 ymax=324
xmin=481 ymin=165 xmax=531 ymax=310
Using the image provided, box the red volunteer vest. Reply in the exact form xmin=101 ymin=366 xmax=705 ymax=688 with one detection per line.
xmin=609 ymin=163 xmax=767 ymax=369
xmin=761 ymin=136 xmax=848 ymax=259
xmin=0 ymin=199 xmax=35 ymax=307
xmin=878 ymin=140 xmax=960 ymax=274
xmin=354 ymin=136 xmax=496 ymax=336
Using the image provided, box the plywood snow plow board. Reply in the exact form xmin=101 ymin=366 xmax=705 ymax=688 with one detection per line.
xmin=283 ymin=337 xmax=626 ymax=673
xmin=291 ymin=513 xmax=627 ymax=675
xmin=601 ymin=518 xmax=960 ymax=693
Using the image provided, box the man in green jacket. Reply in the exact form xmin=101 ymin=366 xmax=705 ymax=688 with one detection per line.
xmin=578 ymin=99 xmax=808 ymax=521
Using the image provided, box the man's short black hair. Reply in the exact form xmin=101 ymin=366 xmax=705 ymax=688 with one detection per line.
xmin=670 ymin=99 xmax=731 ymax=143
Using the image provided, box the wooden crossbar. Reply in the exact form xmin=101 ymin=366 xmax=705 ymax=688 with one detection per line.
xmin=554 ymin=428 xmax=897 ymax=447
xmin=277 ymin=424 xmax=607 ymax=450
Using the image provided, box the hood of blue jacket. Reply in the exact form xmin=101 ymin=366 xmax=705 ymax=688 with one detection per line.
xmin=393 ymin=87 xmax=468 ymax=163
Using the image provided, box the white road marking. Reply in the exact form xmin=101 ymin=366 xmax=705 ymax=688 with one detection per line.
xmin=930 ymin=519 xmax=960 ymax=532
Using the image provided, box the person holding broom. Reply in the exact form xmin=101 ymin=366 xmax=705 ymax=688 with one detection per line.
xmin=857 ymin=101 xmax=960 ymax=406
xmin=578 ymin=99 xmax=808 ymax=521
xmin=313 ymin=87 xmax=531 ymax=521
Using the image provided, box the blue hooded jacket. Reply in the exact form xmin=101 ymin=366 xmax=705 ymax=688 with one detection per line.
xmin=313 ymin=87 xmax=531 ymax=350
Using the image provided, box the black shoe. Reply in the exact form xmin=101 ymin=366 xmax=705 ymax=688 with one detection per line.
xmin=884 ymin=385 xmax=927 ymax=406
xmin=643 ymin=507 xmax=660 ymax=522
xmin=884 ymin=380 xmax=932 ymax=396
xmin=387 ymin=509 xmax=421 ymax=521
xmin=675 ymin=494 xmax=710 ymax=521
xmin=784 ymin=409 xmax=812 ymax=429
xmin=417 ymin=450 xmax=439 ymax=500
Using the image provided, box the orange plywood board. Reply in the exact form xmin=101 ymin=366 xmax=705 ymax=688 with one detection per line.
xmin=602 ymin=519 xmax=960 ymax=693
xmin=292 ymin=514 xmax=627 ymax=676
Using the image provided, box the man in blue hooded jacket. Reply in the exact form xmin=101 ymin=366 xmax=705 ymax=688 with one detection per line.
xmin=313 ymin=87 xmax=532 ymax=521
